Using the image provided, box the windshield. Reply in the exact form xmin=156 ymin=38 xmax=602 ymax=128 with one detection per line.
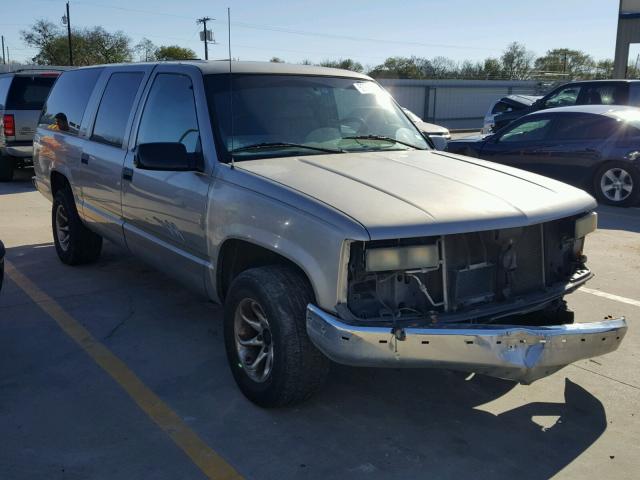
xmin=205 ymin=74 xmax=428 ymax=162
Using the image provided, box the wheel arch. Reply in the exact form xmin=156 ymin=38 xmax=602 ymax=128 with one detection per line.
xmin=216 ymin=238 xmax=317 ymax=303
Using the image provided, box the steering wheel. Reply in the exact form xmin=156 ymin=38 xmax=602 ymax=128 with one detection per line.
xmin=178 ymin=129 xmax=199 ymax=143
xmin=340 ymin=116 xmax=366 ymax=134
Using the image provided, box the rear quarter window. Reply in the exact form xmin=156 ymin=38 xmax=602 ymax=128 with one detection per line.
xmin=40 ymin=68 xmax=103 ymax=136
xmin=6 ymin=76 xmax=57 ymax=110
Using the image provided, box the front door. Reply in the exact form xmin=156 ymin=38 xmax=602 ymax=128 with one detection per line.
xmin=121 ymin=68 xmax=211 ymax=294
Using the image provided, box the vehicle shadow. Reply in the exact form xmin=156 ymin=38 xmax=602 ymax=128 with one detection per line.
xmin=0 ymin=168 xmax=35 ymax=196
xmin=596 ymin=204 xmax=640 ymax=233
xmin=0 ymin=242 xmax=608 ymax=480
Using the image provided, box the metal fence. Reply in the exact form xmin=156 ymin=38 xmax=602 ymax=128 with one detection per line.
xmin=378 ymin=79 xmax=548 ymax=130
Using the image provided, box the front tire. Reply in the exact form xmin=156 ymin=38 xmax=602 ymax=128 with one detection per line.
xmin=593 ymin=162 xmax=640 ymax=207
xmin=224 ymin=265 xmax=330 ymax=407
xmin=52 ymin=188 xmax=103 ymax=265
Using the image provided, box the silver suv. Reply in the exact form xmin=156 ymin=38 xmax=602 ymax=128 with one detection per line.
xmin=33 ymin=62 xmax=627 ymax=407
xmin=0 ymin=70 xmax=60 ymax=181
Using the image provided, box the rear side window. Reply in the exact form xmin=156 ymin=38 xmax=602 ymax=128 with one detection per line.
xmin=91 ymin=72 xmax=144 ymax=147
xmin=0 ymin=76 xmax=12 ymax=109
xmin=551 ymin=115 xmax=618 ymax=140
xmin=40 ymin=68 xmax=102 ymax=135
xmin=5 ymin=76 xmax=57 ymax=110
xmin=580 ymin=84 xmax=628 ymax=105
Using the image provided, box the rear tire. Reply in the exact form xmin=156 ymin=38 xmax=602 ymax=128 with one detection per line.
xmin=593 ymin=162 xmax=640 ymax=207
xmin=0 ymin=155 xmax=14 ymax=182
xmin=52 ymin=188 xmax=103 ymax=265
xmin=224 ymin=265 xmax=330 ymax=407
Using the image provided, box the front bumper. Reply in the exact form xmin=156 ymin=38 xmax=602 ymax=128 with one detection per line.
xmin=306 ymin=304 xmax=627 ymax=384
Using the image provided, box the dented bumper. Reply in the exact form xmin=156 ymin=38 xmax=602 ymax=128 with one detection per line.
xmin=306 ymin=304 xmax=627 ymax=384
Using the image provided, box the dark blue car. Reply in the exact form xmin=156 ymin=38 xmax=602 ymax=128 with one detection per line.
xmin=447 ymin=105 xmax=640 ymax=207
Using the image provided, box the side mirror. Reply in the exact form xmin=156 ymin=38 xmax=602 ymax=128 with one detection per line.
xmin=135 ymin=142 xmax=200 ymax=171
xmin=429 ymin=135 xmax=448 ymax=151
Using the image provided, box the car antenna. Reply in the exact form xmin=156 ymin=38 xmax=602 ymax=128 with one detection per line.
xmin=228 ymin=7 xmax=235 ymax=169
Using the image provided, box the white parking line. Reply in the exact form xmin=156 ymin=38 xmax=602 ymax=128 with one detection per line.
xmin=579 ymin=287 xmax=640 ymax=308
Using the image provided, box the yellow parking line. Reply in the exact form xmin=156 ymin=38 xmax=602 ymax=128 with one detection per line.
xmin=5 ymin=261 xmax=243 ymax=480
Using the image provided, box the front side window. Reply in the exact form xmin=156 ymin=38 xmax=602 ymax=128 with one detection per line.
xmin=92 ymin=72 xmax=143 ymax=147
xmin=544 ymin=86 xmax=581 ymax=108
xmin=205 ymin=74 xmax=427 ymax=162
xmin=499 ymin=118 xmax=552 ymax=143
xmin=40 ymin=68 xmax=103 ymax=135
xmin=136 ymin=74 xmax=200 ymax=153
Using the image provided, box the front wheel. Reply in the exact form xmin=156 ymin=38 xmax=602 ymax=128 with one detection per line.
xmin=593 ymin=163 xmax=640 ymax=207
xmin=223 ymin=265 xmax=330 ymax=407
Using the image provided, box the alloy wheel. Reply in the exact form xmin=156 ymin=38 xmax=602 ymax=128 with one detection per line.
xmin=600 ymin=168 xmax=633 ymax=203
xmin=234 ymin=298 xmax=274 ymax=383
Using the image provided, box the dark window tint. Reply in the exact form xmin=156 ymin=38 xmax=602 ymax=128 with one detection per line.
xmin=580 ymin=84 xmax=628 ymax=105
xmin=91 ymin=72 xmax=143 ymax=147
xmin=491 ymin=101 xmax=512 ymax=115
xmin=137 ymin=74 xmax=200 ymax=153
xmin=629 ymin=84 xmax=640 ymax=106
xmin=40 ymin=68 xmax=102 ymax=135
xmin=6 ymin=76 xmax=57 ymax=110
xmin=551 ymin=115 xmax=619 ymax=140
xmin=499 ymin=118 xmax=552 ymax=143
xmin=0 ymin=76 xmax=12 ymax=109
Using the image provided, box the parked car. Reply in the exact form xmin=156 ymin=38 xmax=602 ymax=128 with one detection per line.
xmin=402 ymin=107 xmax=450 ymax=149
xmin=0 ymin=240 xmax=4 ymax=291
xmin=0 ymin=69 xmax=60 ymax=181
xmin=33 ymin=62 xmax=626 ymax=407
xmin=447 ymin=105 xmax=640 ymax=207
xmin=486 ymin=80 xmax=640 ymax=133
xmin=482 ymin=94 xmax=541 ymax=134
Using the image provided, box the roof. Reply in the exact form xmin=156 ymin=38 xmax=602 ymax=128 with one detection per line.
xmin=558 ymin=79 xmax=640 ymax=85
xmin=527 ymin=104 xmax=640 ymax=121
xmin=74 ymin=60 xmax=372 ymax=80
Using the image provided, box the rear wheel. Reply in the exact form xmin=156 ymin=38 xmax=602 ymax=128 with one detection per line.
xmin=52 ymin=188 xmax=103 ymax=265
xmin=593 ymin=163 xmax=640 ymax=207
xmin=0 ymin=155 xmax=14 ymax=182
xmin=224 ymin=265 xmax=330 ymax=407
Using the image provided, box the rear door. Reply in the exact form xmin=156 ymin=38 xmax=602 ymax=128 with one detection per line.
xmin=4 ymin=74 xmax=58 ymax=142
xmin=121 ymin=65 xmax=213 ymax=294
xmin=78 ymin=66 xmax=151 ymax=243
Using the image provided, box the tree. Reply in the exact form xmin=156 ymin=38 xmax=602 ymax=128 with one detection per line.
xmin=155 ymin=45 xmax=197 ymax=61
xmin=534 ymin=48 xmax=594 ymax=79
xmin=368 ymin=56 xmax=424 ymax=79
xmin=319 ymin=58 xmax=364 ymax=73
xmin=135 ymin=38 xmax=157 ymax=62
xmin=501 ymin=42 xmax=535 ymax=80
xmin=21 ymin=20 xmax=133 ymax=65
xmin=270 ymin=56 xmax=285 ymax=63
xmin=483 ymin=58 xmax=502 ymax=79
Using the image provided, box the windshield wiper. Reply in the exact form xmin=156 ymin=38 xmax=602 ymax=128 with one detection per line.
xmin=342 ymin=135 xmax=423 ymax=150
xmin=231 ymin=142 xmax=343 ymax=154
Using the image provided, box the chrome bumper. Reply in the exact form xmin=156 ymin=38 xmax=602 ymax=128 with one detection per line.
xmin=306 ymin=304 xmax=627 ymax=384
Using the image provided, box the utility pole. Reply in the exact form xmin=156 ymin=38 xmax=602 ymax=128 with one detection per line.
xmin=197 ymin=17 xmax=212 ymax=60
xmin=62 ymin=1 xmax=73 ymax=66
xmin=1 ymin=36 xmax=5 ymax=64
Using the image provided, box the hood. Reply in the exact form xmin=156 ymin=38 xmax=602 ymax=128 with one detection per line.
xmin=502 ymin=94 xmax=542 ymax=109
xmin=414 ymin=120 xmax=450 ymax=135
xmin=236 ymin=150 xmax=596 ymax=239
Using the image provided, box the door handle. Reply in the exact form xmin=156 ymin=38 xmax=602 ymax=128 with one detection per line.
xmin=80 ymin=153 xmax=90 ymax=165
xmin=122 ymin=167 xmax=134 ymax=181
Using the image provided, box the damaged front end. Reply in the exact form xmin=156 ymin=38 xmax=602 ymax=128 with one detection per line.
xmin=306 ymin=212 xmax=628 ymax=383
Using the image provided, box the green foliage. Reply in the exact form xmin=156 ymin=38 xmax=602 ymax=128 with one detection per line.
xmin=534 ymin=48 xmax=595 ymax=79
xmin=155 ymin=45 xmax=197 ymax=61
xmin=319 ymin=58 xmax=364 ymax=73
xmin=21 ymin=20 xmax=132 ymax=65
xmin=270 ymin=57 xmax=285 ymax=63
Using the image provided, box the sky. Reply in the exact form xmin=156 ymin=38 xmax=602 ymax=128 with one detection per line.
xmin=0 ymin=0 xmax=623 ymax=67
